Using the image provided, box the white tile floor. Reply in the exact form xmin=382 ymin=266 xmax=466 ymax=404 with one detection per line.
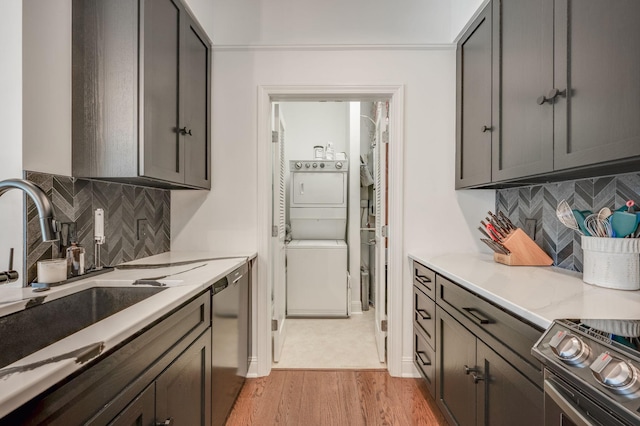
xmin=272 ymin=308 xmax=386 ymax=369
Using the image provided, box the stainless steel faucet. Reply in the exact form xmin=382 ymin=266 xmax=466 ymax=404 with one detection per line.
xmin=0 ymin=178 xmax=58 ymax=242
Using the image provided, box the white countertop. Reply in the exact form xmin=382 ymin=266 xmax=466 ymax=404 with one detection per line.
xmin=409 ymin=252 xmax=640 ymax=330
xmin=0 ymin=251 xmax=255 ymax=419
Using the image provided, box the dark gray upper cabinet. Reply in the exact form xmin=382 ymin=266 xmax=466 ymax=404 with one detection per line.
xmin=552 ymin=0 xmax=640 ymax=170
xmin=491 ymin=0 xmax=554 ymax=182
xmin=457 ymin=0 xmax=640 ymax=188
xmin=72 ymin=0 xmax=212 ymax=190
xmin=455 ymin=3 xmax=493 ymax=189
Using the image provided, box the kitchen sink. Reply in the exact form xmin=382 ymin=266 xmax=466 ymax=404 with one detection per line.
xmin=0 ymin=286 xmax=166 ymax=369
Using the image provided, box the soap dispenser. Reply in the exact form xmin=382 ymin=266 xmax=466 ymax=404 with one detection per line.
xmin=66 ymin=241 xmax=86 ymax=277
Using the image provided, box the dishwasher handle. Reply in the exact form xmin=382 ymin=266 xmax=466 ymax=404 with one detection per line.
xmin=212 ymin=279 xmax=228 ymax=294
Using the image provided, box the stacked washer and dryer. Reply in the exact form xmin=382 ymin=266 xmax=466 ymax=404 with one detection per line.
xmin=286 ymin=159 xmax=349 ymax=317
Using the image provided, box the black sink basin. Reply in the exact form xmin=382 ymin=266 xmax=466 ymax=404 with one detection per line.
xmin=0 ymin=286 xmax=166 ymax=369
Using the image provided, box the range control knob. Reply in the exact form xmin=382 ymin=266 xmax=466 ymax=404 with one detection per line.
xmin=294 ymin=162 xmax=302 ymax=169
xmin=319 ymin=163 xmax=325 ymax=168
xmin=305 ymin=163 xmax=310 ymax=168
xmin=549 ymin=330 xmax=590 ymax=365
xmin=590 ymin=352 xmax=638 ymax=391
xmin=312 ymin=163 xmax=318 ymax=168
xmin=335 ymin=161 xmax=343 ymax=169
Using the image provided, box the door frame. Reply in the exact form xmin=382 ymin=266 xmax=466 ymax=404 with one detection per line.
xmin=255 ymin=84 xmax=405 ymax=377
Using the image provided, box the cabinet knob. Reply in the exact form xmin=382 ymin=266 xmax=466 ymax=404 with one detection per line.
xmin=179 ymin=127 xmax=192 ymax=136
xmin=464 ymin=364 xmax=477 ymax=375
xmin=481 ymin=125 xmax=492 ymax=133
xmin=156 ymin=418 xmax=174 ymax=426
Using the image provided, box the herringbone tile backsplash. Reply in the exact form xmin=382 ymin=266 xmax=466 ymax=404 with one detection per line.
xmin=25 ymin=171 xmax=170 ymax=283
xmin=496 ymin=173 xmax=640 ymax=272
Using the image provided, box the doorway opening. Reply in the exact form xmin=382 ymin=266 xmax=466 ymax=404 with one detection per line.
xmin=254 ymin=85 xmax=405 ymax=377
xmin=271 ymin=100 xmax=388 ymax=369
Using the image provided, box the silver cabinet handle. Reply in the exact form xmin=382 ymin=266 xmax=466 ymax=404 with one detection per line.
xmin=415 ymin=309 xmax=431 ymax=320
xmin=300 ymin=182 xmax=304 ymax=194
xmin=156 ymin=418 xmax=174 ymax=426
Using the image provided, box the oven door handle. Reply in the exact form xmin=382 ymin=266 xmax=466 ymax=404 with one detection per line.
xmin=544 ymin=379 xmax=595 ymax=426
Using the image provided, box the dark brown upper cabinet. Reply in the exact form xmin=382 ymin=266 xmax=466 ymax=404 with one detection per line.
xmin=455 ymin=3 xmax=493 ymax=189
xmin=491 ymin=0 xmax=554 ymax=182
xmin=72 ymin=0 xmax=212 ymax=190
xmin=456 ymin=0 xmax=640 ymax=188
xmin=552 ymin=0 xmax=640 ymax=171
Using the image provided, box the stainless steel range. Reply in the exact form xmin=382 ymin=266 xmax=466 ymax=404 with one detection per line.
xmin=533 ymin=319 xmax=640 ymax=425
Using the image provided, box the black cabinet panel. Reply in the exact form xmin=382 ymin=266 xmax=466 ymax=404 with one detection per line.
xmin=143 ymin=0 xmax=183 ymax=183
xmin=183 ymin=19 xmax=212 ymax=188
xmin=456 ymin=4 xmax=493 ymax=188
xmin=436 ymin=306 xmax=476 ymax=426
xmin=553 ymin=0 xmax=640 ymax=170
xmin=477 ymin=340 xmax=543 ymax=426
xmin=492 ymin=0 xmax=554 ymax=181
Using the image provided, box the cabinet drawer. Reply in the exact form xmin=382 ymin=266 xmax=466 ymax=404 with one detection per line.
xmin=436 ymin=274 xmax=542 ymax=370
xmin=413 ymin=286 xmax=435 ymax=348
xmin=413 ymin=261 xmax=436 ymax=300
xmin=414 ymin=327 xmax=436 ymax=397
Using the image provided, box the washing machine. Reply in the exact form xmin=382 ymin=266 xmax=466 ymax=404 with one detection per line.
xmin=286 ymin=240 xmax=348 ymax=317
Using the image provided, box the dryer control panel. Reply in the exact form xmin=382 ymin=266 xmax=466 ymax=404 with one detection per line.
xmin=290 ymin=160 xmax=349 ymax=171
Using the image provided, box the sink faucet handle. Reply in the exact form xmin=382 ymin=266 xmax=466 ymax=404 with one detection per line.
xmin=0 ymin=248 xmax=19 ymax=284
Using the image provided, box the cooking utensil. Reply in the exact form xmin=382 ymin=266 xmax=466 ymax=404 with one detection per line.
xmin=556 ymin=200 xmax=583 ymax=234
xmin=572 ymin=209 xmax=591 ymax=236
xmin=597 ymin=207 xmax=612 ymax=221
xmin=584 ymin=214 xmax=613 ymax=238
xmin=498 ymin=211 xmax=517 ymax=230
xmin=627 ymin=200 xmax=636 ymax=213
xmin=610 ymin=211 xmax=638 ymax=238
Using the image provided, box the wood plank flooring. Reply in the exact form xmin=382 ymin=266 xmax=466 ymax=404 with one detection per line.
xmin=226 ymin=370 xmax=448 ymax=425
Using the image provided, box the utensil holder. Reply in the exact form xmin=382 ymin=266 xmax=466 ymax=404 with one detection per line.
xmin=493 ymin=228 xmax=553 ymax=266
xmin=581 ymin=236 xmax=640 ymax=290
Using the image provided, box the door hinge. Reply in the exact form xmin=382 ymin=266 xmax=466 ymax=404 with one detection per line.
xmin=381 ymin=225 xmax=389 ymax=238
xmin=272 ymin=319 xmax=278 ymax=331
xmin=272 ymin=225 xmax=278 ymax=237
xmin=381 ymin=319 xmax=388 ymax=332
xmin=382 ymin=130 xmax=389 ymax=144
xmin=272 ymin=131 xmax=279 ymax=143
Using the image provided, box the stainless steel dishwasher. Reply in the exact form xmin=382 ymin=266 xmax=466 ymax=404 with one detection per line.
xmin=211 ymin=261 xmax=250 ymax=426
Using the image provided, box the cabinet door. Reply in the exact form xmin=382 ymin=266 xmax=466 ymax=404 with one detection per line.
xmin=156 ymin=330 xmax=212 ymax=426
xmin=142 ymin=0 xmax=185 ymax=184
xmin=477 ymin=340 xmax=543 ymax=426
xmin=492 ymin=0 xmax=554 ymax=181
xmin=183 ymin=15 xmax=211 ymax=188
xmin=436 ymin=306 xmax=477 ymax=426
xmin=109 ymin=384 xmax=155 ymax=426
xmin=456 ymin=3 xmax=493 ymax=188
xmin=553 ymin=0 xmax=640 ymax=170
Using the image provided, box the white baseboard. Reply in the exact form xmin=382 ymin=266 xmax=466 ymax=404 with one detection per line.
xmin=246 ymin=356 xmax=260 ymax=378
xmin=401 ymin=356 xmax=420 ymax=378
xmin=351 ymin=300 xmax=363 ymax=314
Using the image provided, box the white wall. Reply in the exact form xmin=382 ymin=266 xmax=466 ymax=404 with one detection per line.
xmin=23 ymin=0 xmax=72 ymax=176
xmin=212 ymin=0 xmax=452 ymax=45
xmin=0 ymin=0 xmax=24 ymax=285
xmin=451 ymin=0 xmax=488 ymax=41
xmin=280 ymin=102 xmax=349 ymax=161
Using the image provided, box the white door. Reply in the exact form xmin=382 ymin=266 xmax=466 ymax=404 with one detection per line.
xmin=374 ymin=102 xmax=387 ymax=363
xmin=271 ymin=104 xmax=287 ymax=363
xmin=290 ymin=172 xmax=347 ymax=206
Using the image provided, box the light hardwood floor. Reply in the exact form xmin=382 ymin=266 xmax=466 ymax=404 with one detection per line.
xmin=226 ymin=370 xmax=447 ymax=425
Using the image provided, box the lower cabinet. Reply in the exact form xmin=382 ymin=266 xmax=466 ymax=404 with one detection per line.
xmin=412 ymin=260 xmax=544 ymax=425
xmin=435 ymin=306 xmax=543 ymax=426
xmin=2 ymin=291 xmax=212 ymax=425
xmin=111 ymin=330 xmax=212 ymax=426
